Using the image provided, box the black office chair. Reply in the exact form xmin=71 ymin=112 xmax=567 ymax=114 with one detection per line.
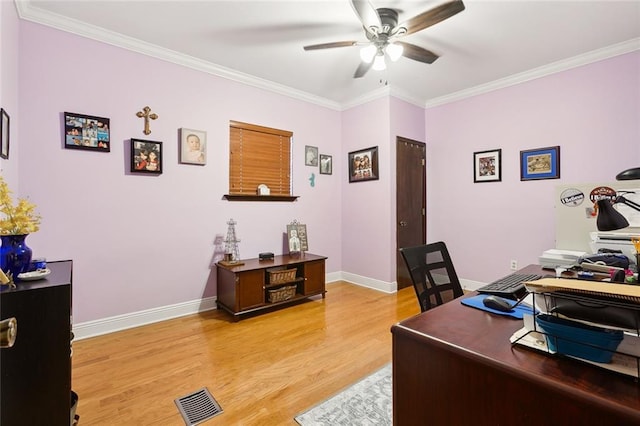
xmin=399 ymin=241 xmax=464 ymax=312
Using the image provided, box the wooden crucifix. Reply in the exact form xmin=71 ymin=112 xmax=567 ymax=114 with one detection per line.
xmin=136 ymin=106 xmax=158 ymax=135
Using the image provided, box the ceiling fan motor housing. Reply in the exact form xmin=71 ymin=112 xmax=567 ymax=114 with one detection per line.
xmin=376 ymin=8 xmax=399 ymax=34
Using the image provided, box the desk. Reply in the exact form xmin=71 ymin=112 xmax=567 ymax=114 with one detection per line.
xmin=391 ymin=265 xmax=640 ymax=425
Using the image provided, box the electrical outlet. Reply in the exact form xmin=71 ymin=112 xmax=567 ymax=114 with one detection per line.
xmin=510 ymin=260 xmax=518 ymax=271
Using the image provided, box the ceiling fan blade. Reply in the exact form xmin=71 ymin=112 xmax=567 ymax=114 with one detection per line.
xmin=399 ymin=0 xmax=465 ymax=36
xmin=396 ymin=41 xmax=439 ymax=64
xmin=350 ymin=0 xmax=382 ymax=35
xmin=353 ymin=61 xmax=373 ymax=78
xmin=303 ymin=41 xmax=358 ymax=51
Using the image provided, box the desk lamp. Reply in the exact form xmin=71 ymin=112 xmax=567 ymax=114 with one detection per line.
xmin=596 ymin=195 xmax=640 ymax=231
xmin=616 ymin=167 xmax=640 ymax=181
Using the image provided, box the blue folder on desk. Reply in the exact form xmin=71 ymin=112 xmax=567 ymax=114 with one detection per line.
xmin=461 ymin=295 xmax=536 ymax=319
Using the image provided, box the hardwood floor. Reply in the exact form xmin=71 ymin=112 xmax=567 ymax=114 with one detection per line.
xmin=71 ymin=282 xmax=419 ymax=425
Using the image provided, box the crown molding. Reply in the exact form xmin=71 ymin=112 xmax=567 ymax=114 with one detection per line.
xmin=424 ymin=38 xmax=640 ymax=108
xmin=16 ymin=2 xmax=640 ymax=112
xmin=15 ymin=0 xmax=343 ymax=111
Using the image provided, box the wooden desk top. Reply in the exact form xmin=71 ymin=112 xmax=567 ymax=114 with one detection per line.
xmin=392 ymin=264 xmax=640 ymax=419
xmin=216 ymin=252 xmax=326 ymax=272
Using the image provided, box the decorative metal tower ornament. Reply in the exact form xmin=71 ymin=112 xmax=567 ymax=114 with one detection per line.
xmin=223 ymin=218 xmax=241 ymax=264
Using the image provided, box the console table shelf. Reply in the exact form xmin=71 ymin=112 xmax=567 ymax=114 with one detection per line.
xmin=216 ymin=253 xmax=327 ymax=320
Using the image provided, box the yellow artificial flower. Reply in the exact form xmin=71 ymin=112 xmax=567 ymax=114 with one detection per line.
xmin=0 ymin=176 xmax=41 ymax=235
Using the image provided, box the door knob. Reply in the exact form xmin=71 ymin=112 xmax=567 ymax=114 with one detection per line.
xmin=0 ymin=317 xmax=17 ymax=348
xmin=399 ymin=221 xmax=408 ymax=227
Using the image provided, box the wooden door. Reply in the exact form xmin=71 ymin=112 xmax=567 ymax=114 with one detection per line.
xmin=396 ymin=137 xmax=426 ymax=289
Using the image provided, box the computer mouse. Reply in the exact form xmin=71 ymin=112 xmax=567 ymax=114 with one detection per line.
xmin=482 ymin=295 xmax=514 ymax=312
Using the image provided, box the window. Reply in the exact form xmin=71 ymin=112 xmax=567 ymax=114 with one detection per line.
xmin=228 ymin=121 xmax=293 ymax=198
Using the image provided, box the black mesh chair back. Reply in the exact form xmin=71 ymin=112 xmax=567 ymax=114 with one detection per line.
xmin=399 ymin=241 xmax=464 ymax=312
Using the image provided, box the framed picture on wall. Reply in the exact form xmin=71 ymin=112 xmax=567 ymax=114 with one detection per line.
xmin=131 ymin=139 xmax=163 ymax=174
xmin=179 ymin=128 xmax=206 ymax=165
xmin=520 ymin=146 xmax=560 ymax=181
xmin=319 ymin=154 xmax=332 ymax=175
xmin=0 ymin=108 xmax=9 ymax=159
xmin=348 ymin=146 xmax=379 ymax=183
xmin=473 ymin=149 xmax=501 ymax=183
xmin=64 ymin=112 xmax=110 ymax=152
xmin=305 ymin=145 xmax=318 ymax=166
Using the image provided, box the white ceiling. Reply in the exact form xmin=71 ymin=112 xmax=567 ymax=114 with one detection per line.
xmin=17 ymin=0 xmax=640 ymax=109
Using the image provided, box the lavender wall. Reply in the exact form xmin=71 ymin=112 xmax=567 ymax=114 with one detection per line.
xmin=18 ymin=21 xmax=343 ymax=323
xmin=6 ymin=12 xmax=640 ymax=327
xmin=0 ymin=1 xmax=19 ymax=185
xmin=339 ymin=97 xmax=425 ymax=287
xmin=341 ymin=97 xmax=393 ymax=286
xmin=425 ymin=51 xmax=640 ymax=284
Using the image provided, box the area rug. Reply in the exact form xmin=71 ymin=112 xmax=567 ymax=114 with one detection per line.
xmin=294 ymin=364 xmax=391 ymax=426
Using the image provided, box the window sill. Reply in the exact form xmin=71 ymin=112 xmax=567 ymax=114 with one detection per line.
xmin=223 ymin=194 xmax=299 ymax=202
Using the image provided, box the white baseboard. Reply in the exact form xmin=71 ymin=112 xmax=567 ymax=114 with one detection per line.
xmin=460 ymin=278 xmax=487 ymax=292
xmin=73 ymin=297 xmax=218 ymax=340
xmin=339 ymin=271 xmax=396 ymax=293
xmin=72 ymin=271 xmax=397 ymax=340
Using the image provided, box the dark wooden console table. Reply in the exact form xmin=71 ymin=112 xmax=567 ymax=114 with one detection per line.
xmin=216 ymin=253 xmax=326 ymax=320
xmin=392 ymin=265 xmax=640 ymax=425
xmin=1 ymin=260 xmax=73 ymax=425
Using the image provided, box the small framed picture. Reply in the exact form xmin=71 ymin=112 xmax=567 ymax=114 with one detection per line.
xmin=319 ymin=154 xmax=332 ymax=175
xmin=64 ymin=112 xmax=110 ymax=152
xmin=348 ymin=146 xmax=379 ymax=183
xmin=131 ymin=139 xmax=163 ymax=174
xmin=520 ymin=146 xmax=560 ymax=181
xmin=305 ymin=145 xmax=318 ymax=166
xmin=287 ymin=222 xmax=308 ymax=253
xmin=1 ymin=108 xmax=9 ymax=160
xmin=473 ymin=149 xmax=501 ymax=183
xmin=179 ymin=128 xmax=206 ymax=165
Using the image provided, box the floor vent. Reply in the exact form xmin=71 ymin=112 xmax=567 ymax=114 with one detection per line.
xmin=175 ymin=387 xmax=223 ymax=425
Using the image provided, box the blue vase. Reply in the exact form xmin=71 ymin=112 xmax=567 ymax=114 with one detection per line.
xmin=0 ymin=234 xmax=33 ymax=282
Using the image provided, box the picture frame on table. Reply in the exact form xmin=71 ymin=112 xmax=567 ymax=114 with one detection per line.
xmin=473 ymin=149 xmax=502 ymax=183
xmin=319 ymin=154 xmax=332 ymax=175
xmin=287 ymin=222 xmax=308 ymax=253
xmin=131 ymin=139 xmax=163 ymax=174
xmin=1 ymin=108 xmax=9 ymax=159
xmin=179 ymin=128 xmax=207 ymax=165
xmin=348 ymin=146 xmax=379 ymax=183
xmin=64 ymin=112 xmax=110 ymax=152
xmin=520 ymin=146 xmax=560 ymax=181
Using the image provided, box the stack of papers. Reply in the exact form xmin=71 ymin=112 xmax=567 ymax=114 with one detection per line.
xmin=538 ymin=249 xmax=587 ymax=269
xmin=524 ymin=277 xmax=640 ymax=304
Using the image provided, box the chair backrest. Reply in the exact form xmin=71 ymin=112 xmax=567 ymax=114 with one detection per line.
xmin=399 ymin=241 xmax=464 ymax=312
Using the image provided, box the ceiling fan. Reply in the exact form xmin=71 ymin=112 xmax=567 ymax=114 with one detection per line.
xmin=303 ymin=0 xmax=465 ymax=78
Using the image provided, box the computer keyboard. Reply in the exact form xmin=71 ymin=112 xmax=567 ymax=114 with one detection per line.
xmin=477 ymin=273 xmax=542 ymax=300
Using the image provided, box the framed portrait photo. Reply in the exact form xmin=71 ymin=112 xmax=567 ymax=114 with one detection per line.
xmin=520 ymin=146 xmax=560 ymax=181
xmin=305 ymin=145 xmax=318 ymax=166
xmin=64 ymin=112 xmax=110 ymax=152
xmin=179 ymin=128 xmax=206 ymax=165
xmin=348 ymin=146 xmax=379 ymax=183
xmin=1 ymin=108 xmax=9 ymax=160
xmin=319 ymin=154 xmax=332 ymax=175
xmin=131 ymin=139 xmax=163 ymax=174
xmin=473 ymin=149 xmax=501 ymax=183
xmin=287 ymin=222 xmax=308 ymax=253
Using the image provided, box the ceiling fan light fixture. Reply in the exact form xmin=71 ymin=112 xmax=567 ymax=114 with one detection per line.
xmin=359 ymin=45 xmax=377 ymax=63
xmin=372 ymin=54 xmax=386 ymax=71
xmin=385 ymin=43 xmax=403 ymax=62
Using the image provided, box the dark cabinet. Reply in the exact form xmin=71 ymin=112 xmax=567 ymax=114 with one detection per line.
xmin=0 ymin=260 xmax=73 ymax=425
xmin=216 ymin=253 xmax=326 ymax=320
